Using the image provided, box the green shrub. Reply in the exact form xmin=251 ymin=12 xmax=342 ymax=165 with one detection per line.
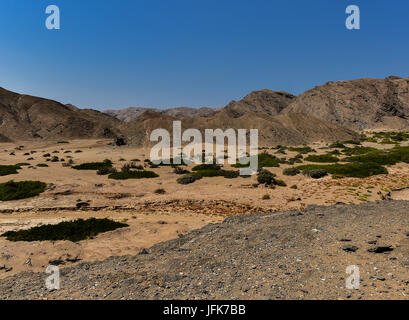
xmin=174 ymin=167 xmax=189 ymax=175
xmin=177 ymin=173 xmax=202 ymax=185
xmin=275 ymin=179 xmax=287 ymax=187
xmin=192 ymin=164 xmax=221 ymax=171
xmin=342 ymin=146 xmax=378 ymax=156
xmin=298 ymin=162 xmax=387 ymax=178
xmin=72 ymin=159 xmax=113 ymax=170
xmin=257 ymin=169 xmax=277 ymax=186
xmin=283 ymin=167 xmax=300 ymax=176
xmin=154 ymin=188 xmax=166 ymax=195
xmin=0 ymin=180 xmax=47 ymax=201
xmin=1 ymin=218 xmax=128 ymax=242
xmin=108 ymin=170 xmax=159 ymax=180
xmin=329 ymin=142 xmax=346 ymax=148
xmin=0 ymin=165 xmax=21 ymax=176
xmin=305 ymin=154 xmax=339 ymax=163
xmin=220 ymin=170 xmax=240 ymax=179
xmin=302 ymin=169 xmax=328 ymax=179
xmin=288 ymin=146 xmax=316 ymax=154
xmin=345 ymin=146 xmax=409 ymax=166
xmin=97 ymin=167 xmax=117 ymax=175
xmin=233 ymin=152 xmax=280 ymax=169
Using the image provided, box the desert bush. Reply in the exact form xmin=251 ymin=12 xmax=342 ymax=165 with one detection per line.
xmin=283 ymin=167 xmax=300 ymax=176
xmin=177 ymin=173 xmax=202 ymax=185
xmin=97 ymin=167 xmax=117 ymax=175
xmin=74 ymin=150 xmax=83 ymax=153
xmin=0 ymin=180 xmax=47 ymax=201
xmin=275 ymin=179 xmax=287 ymax=187
xmin=262 ymin=194 xmax=270 ymax=200
xmin=43 ymin=153 xmax=50 ymax=157
xmin=72 ymin=159 xmax=113 ymax=170
xmin=329 ymin=142 xmax=346 ymax=149
xmin=220 ymin=170 xmax=240 ymax=179
xmin=298 ymin=162 xmax=387 ymax=178
xmin=1 ymin=218 xmax=128 ymax=242
xmin=16 ymin=163 xmax=30 ymax=166
xmin=302 ymin=169 xmax=328 ymax=179
xmin=174 ymin=166 xmax=189 ymax=175
xmin=108 ymin=170 xmax=159 ymax=180
xmin=233 ymin=152 xmax=280 ymax=169
xmin=342 ymin=146 xmax=378 ymax=156
xmin=345 ymin=146 xmax=409 ymax=166
xmin=36 ymin=163 xmax=49 ymax=167
xmin=305 ymin=154 xmax=339 ymax=163
xmin=154 ymin=188 xmax=166 ymax=195
xmin=51 ymin=156 xmax=59 ymax=162
xmin=257 ymin=169 xmax=277 ymax=186
xmin=192 ymin=164 xmax=221 ymax=171
xmin=0 ymin=165 xmax=21 ymax=176
xmin=288 ymin=146 xmax=316 ymax=154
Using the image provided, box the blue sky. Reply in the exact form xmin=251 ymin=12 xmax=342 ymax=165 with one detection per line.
xmin=1 ymin=0 xmax=408 ymax=110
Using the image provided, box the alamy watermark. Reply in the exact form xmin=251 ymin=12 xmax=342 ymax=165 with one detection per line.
xmin=45 ymin=265 xmax=60 ymax=290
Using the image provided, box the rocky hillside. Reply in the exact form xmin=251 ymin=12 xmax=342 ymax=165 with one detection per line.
xmin=0 ymin=87 xmax=121 ymax=141
xmin=1 ymin=200 xmax=408 ymax=300
xmin=105 ymin=106 xmax=219 ymax=122
xmin=285 ymin=76 xmax=409 ymax=131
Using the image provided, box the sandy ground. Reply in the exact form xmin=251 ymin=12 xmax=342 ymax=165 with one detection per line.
xmin=1 ymin=139 xmax=409 ymax=280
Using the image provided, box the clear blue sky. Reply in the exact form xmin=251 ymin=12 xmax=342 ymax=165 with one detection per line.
xmin=1 ymin=0 xmax=408 ymax=110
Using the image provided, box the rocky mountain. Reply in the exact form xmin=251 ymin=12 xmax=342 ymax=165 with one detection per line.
xmin=221 ymin=90 xmax=296 ymax=118
xmin=105 ymin=106 xmax=220 ymax=122
xmin=285 ymin=76 xmax=409 ymax=131
xmin=0 ymin=87 xmax=121 ymax=141
xmin=120 ymin=109 xmax=358 ymax=147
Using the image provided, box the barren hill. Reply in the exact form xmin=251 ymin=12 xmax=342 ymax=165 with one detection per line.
xmin=0 ymin=87 xmax=121 ymax=141
xmin=285 ymin=76 xmax=409 ymax=131
xmin=1 ymin=200 xmax=408 ymax=300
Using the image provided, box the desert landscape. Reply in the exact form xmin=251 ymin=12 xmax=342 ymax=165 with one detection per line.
xmin=0 ymin=76 xmax=409 ymax=300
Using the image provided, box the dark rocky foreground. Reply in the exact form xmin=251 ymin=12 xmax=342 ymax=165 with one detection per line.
xmin=1 ymin=201 xmax=408 ymax=300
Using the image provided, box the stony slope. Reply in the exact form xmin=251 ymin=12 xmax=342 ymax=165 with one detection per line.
xmin=1 ymin=200 xmax=408 ymax=300
xmin=0 ymin=87 xmax=121 ymax=141
xmin=285 ymin=76 xmax=409 ymax=131
xmin=105 ymin=106 xmax=219 ymax=122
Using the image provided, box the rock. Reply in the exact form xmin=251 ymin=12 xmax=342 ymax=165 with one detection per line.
xmin=368 ymin=246 xmax=393 ymax=253
xmin=342 ymin=245 xmax=358 ymax=252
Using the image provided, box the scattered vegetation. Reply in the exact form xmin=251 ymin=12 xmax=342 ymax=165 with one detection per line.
xmin=154 ymin=188 xmax=166 ymax=195
xmin=174 ymin=166 xmax=190 ymax=175
xmin=288 ymin=146 xmax=316 ymax=154
xmin=72 ymin=159 xmax=113 ymax=170
xmin=108 ymin=170 xmax=159 ymax=180
xmin=298 ymin=162 xmax=388 ymax=178
xmin=0 ymin=165 xmax=21 ymax=176
xmin=177 ymin=173 xmax=203 ymax=185
xmin=0 ymin=180 xmax=47 ymax=201
xmin=304 ymin=154 xmax=339 ymax=163
xmin=302 ymin=168 xmax=328 ymax=179
xmin=1 ymin=218 xmax=128 ymax=242
xmin=283 ymin=167 xmax=300 ymax=176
